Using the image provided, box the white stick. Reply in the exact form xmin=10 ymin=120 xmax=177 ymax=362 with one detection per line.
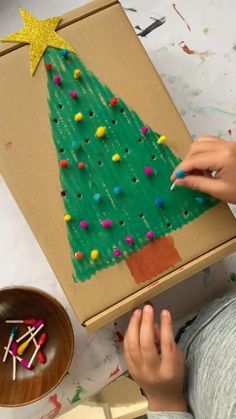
xmin=6 ymin=320 xmax=24 ymax=324
xmin=170 ymin=181 xmax=176 ymax=191
xmin=13 ymin=356 xmax=16 ymax=381
xmin=28 ymin=326 xmax=37 ymax=348
xmin=28 ymin=345 xmax=40 ymax=368
xmin=4 ymin=347 xmax=23 ymax=363
xmin=16 ymin=326 xmax=35 ymax=343
xmin=23 ymin=324 xmax=44 ymax=346
xmin=3 ymin=334 xmax=13 ymax=362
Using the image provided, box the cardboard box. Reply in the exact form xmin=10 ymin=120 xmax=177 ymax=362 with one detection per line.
xmin=0 ymin=0 xmax=236 ymax=330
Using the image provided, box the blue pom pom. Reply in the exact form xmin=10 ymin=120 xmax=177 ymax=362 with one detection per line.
xmin=155 ymin=198 xmax=165 ymax=208
xmin=61 ymin=48 xmax=69 ymax=58
xmin=176 ymin=169 xmax=185 ymax=179
xmin=196 ymin=196 xmax=206 ymax=205
xmin=72 ymin=141 xmax=80 ymax=150
xmin=93 ymin=193 xmax=101 ymax=202
xmin=113 ymin=186 xmax=122 ymax=195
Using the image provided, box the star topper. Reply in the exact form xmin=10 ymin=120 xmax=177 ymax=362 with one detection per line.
xmin=1 ymin=8 xmax=74 ymax=75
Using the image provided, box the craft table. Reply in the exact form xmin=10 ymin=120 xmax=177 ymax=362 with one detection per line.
xmin=0 ymin=0 xmax=235 ymax=417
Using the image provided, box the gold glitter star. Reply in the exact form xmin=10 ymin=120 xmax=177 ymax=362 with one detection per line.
xmin=1 ymin=8 xmax=74 ymax=75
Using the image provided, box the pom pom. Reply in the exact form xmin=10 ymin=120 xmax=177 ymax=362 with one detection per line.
xmin=78 ymin=162 xmax=85 ymax=169
xmin=101 ymin=220 xmax=113 ymax=228
xmin=91 ymin=249 xmax=99 ymax=260
xmin=96 ymin=126 xmax=106 ymax=138
xmin=144 ymin=166 xmax=153 ymax=176
xmin=64 ymin=214 xmax=72 ymax=222
xmin=157 ymin=135 xmax=167 ymax=144
xmin=74 ymin=112 xmax=83 ymax=122
xmin=140 ymin=126 xmax=149 ymax=135
xmin=176 ymin=169 xmax=185 ymax=179
xmin=146 ymin=231 xmax=155 ymax=240
xmin=113 ymin=186 xmax=122 ymax=194
xmin=196 ymin=196 xmax=206 ymax=205
xmin=45 ymin=63 xmax=52 ymax=71
xmin=74 ymin=69 xmax=81 ymax=79
xmin=93 ymin=193 xmax=101 ymax=202
xmin=155 ymin=198 xmax=165 ymax=208
xmin=110 ymin=97 xmax=118 ymax=107
xmin=125 ymin=235 xmax=134 ymax=245
xmin=72 ymin=141 xmax=80 ymax=150
xmin=54 ymin=75 xmax=61 ymax=85
xmin=113 ymin=248 xmax=122 ymax=257
xmin=60 ymin=159 xmax=68 ymax=168
xmin=70 ymin=90 xmax=78 ymax=99
xmin=80 ymin=220 xmax=88 ymax=229
xmin=75 ymin=251 xmax=83 ymax=260
xmin=61 ymin=48 xmax=69 ymax=58
xmin=112 ymin=154 xmax=121 ymax=162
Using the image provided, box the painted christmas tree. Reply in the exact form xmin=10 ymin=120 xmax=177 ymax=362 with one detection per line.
xmin=1 ymin=9 xmax=217 ymax=282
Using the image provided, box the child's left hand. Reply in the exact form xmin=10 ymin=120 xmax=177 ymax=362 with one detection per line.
xmin=124 ymin=306 xmax=187 ymax=412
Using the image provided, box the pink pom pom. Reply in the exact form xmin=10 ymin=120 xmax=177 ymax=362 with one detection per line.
xmin=146 ymin=231 xmax=155 ymax=240
xmin=144 ymin=166 xmax=153 ymax=176
xmin=101 ymin=220 xmax=113 ymax=228
xmin=140 ymin=126 xmax=149 ymax=135
xmin=80 ymin=220 xmax=88 ymax=229
xmin=70 ymin=90 xmax=78 ymax=99
xmin=125 ymin=235 xmax=134 ymax=245
xmin=113 ymin=248 xmax=122 ymax=257
xmin=54 ymin=75 xmax=61 ymax=85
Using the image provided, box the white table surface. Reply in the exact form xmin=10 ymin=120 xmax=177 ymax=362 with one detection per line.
xmin=0 ymin=0 xmax=236 ymax=417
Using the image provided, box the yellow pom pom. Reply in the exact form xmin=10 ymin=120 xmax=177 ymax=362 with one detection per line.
xmin=64 ymin=214 xmax=72 ymax=222
xmin=91 ymin=249 xmax=99 ymax=260
xmin=74 ymin=112 xmax=83 ymax=122
xmin=112 ymin=153 xmax=121 ymax=162
xmin=74 ymin=69 xmax=81 ymax=79
xmin=157 ymin=135 xmax=167 ymax=144
xmin=17 ymin=340 xmax=29 ymax=356
xmin=95 ymin=126 xmax=106 ymax=138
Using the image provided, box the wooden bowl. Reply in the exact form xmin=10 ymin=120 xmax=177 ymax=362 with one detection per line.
xmin=0 ymin=287 xmax=74 ymax=407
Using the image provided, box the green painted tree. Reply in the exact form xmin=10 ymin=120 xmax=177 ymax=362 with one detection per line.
xmin=44 ymin=48 xmax=217 ymax=282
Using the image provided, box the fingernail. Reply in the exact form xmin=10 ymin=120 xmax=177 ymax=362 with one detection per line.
xmin=161 ymin=309 xmax=170 ymax=318
xmin=134 ymin=309 xmax=141 ymax=316
xmin=144 ymin=304 xmax=152 ymax=313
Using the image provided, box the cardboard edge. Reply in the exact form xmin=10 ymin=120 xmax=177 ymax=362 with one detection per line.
xmin=0 ymin=0 xmax=119 ymax=56
xmin=83 ymin=237 xmax=236 ymax=330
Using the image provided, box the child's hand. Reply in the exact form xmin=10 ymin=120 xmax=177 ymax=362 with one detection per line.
xmin=171 ymin=136 xmax=236 ymax=204
xmin=124 ymin=306 xmax=187 ymax=412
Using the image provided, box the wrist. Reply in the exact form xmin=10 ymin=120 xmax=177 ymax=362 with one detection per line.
xmin=148 ymin=396 xmax=187 ymax=413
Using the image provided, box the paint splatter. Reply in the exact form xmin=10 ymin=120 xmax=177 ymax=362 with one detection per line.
xmin=156 ymin=46 xmax=168 ymax=53
xmin=40 ymin=394 xmax=62 ymax=419
xmin=233 ymin=44 xmax=236 ymax=52
xmin=188 ymin=88 xmax=203 ymax=97
xmin=109 ymin=364 xmax=120 ymax=378
xmin=135 ymin=25 xmax=142 ymax=31
xmin=124 ymin=7 xmax=137 ymax=12
xmin=228 ymin=128 xmax=232 ymax=136
xmin=4 ymin=141 xmax=12 ymax=150
xmin=69 ymin=385 xmax=86 ymax=404
xmin=115 ymin=331 xmax=124 ymax=342
xmin=179 ymin=41 xmax=213 ymax=57
xmin=172 ymin=3 xmax=191 ymax=31
xmin=138 ymin=17 xmax=166 ymax=37
xmin=229 ymin=273 xmax=236 ymax=282
xmin=203 ymin=28 xmax=209 ymax=35
xmin=191 ymin=105 xmax=236 ymax=117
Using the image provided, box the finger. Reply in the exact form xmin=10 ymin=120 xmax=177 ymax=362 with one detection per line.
xmin=197 ymin=135 xmax=223 ymax=143
xmin=125 ymin=309 xmax=143 ymax=364
xmin=170 ymin=153 xmax=223 ymax=180
xmin=185 ymin=141 xmax=224 ymax=159
xmin=140 ymin=305 xmax=159 ymax=365
xmin=160 ymin=310 xmax=176 ymax=360
xmin=124 ymin=335 xmax=137 ymax=376
xmin=175 ymin=175 xmax=226 ymax=199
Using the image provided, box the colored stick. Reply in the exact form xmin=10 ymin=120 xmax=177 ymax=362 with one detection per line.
xmin=28 ymin=326 xmax=46 ymax=364
xmin=16 ymin=319 xmax=44 ymax=343
xmin=4 ymin=346 xmax=32 ymax=370
xmin=17 ymin=323 xmax=44 ymax=356
xmin=3 ymin=327 xmax=18 ymax=362
xmin=6 ymin=318 xmax=37 ymax=325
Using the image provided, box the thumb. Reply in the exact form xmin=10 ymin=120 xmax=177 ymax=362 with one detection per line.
xmin=175 ymin=175 xmax=225 ymax=200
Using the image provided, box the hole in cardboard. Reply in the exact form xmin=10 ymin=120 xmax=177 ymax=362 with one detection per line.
xmin=85 ymin=138 xmax=90 ymax=144
xmin=77 ymin=193 xmax=83 ymax=199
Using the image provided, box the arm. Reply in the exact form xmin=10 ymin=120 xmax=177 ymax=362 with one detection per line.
xmin=124 ymin=306 xmax=194 ymax=418
xmin=171 ymin=136 xmax=236 ymax=204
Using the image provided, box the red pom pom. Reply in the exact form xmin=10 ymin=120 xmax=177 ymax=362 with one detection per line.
xmin=75 ymin=251 xmax=83 ymax=260
xmin=60 ymin=159 xmax=68 ymax=168
xmin=110 ymin=97 xmax=118 ymax=107
xmin=78 ymin=162 xmax=85 ymax=169
xmin=45 ymin=63 xmax=52 ymax=71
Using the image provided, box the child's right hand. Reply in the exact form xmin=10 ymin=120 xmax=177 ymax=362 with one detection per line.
xmin=171 ymin=136 xmax=236 ymax=204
